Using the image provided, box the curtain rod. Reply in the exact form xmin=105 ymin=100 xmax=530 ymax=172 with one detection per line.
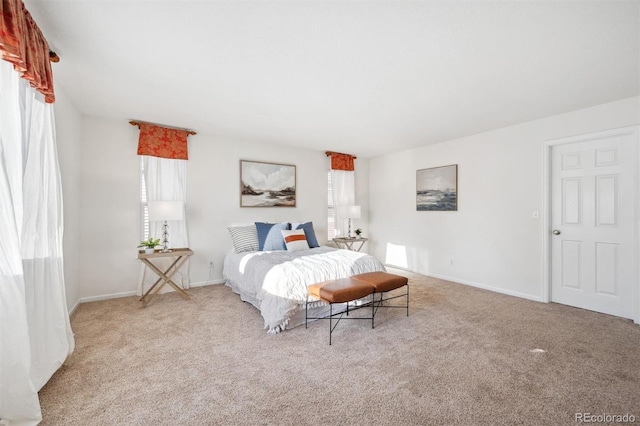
xmin=129 ymin=120 xmax=197 ymax=136
xmin=325 ymin=151 xmax=357 ymax=159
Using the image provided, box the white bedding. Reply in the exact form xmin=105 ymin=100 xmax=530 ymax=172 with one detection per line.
xmin=223 ymin=246 xmax=386 ymax=333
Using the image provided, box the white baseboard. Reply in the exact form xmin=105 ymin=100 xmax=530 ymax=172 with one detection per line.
xmin=384 ymin=264 xmax=414 ymax=273
xmin=189 ymin=279 xmax=226 ymax=288
xmin=68 ymin=300 xmax=81 ymax=316
xmin=427 ymin=272 xmax=544 ymax=303
xmin=386 ymin=263 xmax=545 ymax=303
xmin=79 ymin=291 xmax=138 ymax=304
xmin=68 ymin=280 xmax=226 ymax=316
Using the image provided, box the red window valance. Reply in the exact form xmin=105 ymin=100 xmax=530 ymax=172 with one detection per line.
xmin=326 ymin=151 xmax=357 ymax=171
xmin=134 ymin=122 xmax=194 ymax=160
xmin=0 ymin=0 xmax=55 ymax=103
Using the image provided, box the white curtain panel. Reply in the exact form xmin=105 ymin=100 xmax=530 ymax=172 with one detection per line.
xmin=330 ymin=169 xmax=355 ymax=237
xmin=0 ymin=60 xmax=75 ymax=425
xmin=138 ymin=156 xmax=190 ymax=295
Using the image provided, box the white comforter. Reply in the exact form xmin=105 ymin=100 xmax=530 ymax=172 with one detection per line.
xmin=223 ymin=247 xmax=386 ymax=333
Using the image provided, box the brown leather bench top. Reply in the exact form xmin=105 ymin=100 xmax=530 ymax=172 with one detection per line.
xmin=308 ymin=278 xmax=374 ymax=304
xmin=352 ymin=271 xmax=408 ymax=293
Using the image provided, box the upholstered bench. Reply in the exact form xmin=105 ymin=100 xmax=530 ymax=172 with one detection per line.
xmin=306 ymin=277 xmax=375 ymax=345
xmin=352 ymin=271 xmax=409 ymax=327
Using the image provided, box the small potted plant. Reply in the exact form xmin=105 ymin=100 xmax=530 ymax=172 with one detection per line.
xmin=354 ymin=228 xmax=363 ymax=239
xmin=138 ymin=238 xmax=160 ymax=254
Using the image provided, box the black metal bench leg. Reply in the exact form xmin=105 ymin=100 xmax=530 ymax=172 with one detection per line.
xmin=372 ymin=292 xmax=376 ymax=329
xmin=329 ymin=303 xmax=333 ymax=345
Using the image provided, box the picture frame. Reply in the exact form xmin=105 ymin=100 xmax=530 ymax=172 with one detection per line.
xmin=240 ymin=160 xmax=296 ymax=207
xmin=416 ymin=164 xmax=458 ymax=211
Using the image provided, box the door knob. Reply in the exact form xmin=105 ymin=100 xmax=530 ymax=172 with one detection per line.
xmin=552 ymin=230 xmax=561 ymax=235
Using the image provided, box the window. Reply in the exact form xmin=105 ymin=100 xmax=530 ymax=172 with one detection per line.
xmin=140 ymin=157 xmax=149 ymax=240
xmin=327 ymin=171 xmax=335 ymax=240
xmin=138 ymin=155 xmax=188 ymax=245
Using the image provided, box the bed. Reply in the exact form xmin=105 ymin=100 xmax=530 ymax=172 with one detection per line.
xmin=223 ymin=245 xmax=386 ymax=334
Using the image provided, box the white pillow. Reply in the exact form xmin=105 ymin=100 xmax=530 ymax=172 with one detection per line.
xmin=281 ymin=229 xmax=310 ymax=252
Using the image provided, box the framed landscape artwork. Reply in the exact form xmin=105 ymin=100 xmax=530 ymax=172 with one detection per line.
xmin=240 ymin=160 xmax=296 ymax=207
xmin=416 ymin=164 xmax=458 ymax=211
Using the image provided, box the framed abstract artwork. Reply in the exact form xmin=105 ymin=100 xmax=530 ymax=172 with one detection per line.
xmin=416 ymin=164 xmax=458 ymax=211
xmin=240 ymin=160 xmax=296 ymax=207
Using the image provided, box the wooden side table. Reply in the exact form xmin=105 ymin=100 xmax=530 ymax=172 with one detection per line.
xmin=138 ymin=248 xmax=193 ymax=305
xmin=333 ymin=237 xmax=368 ymax=252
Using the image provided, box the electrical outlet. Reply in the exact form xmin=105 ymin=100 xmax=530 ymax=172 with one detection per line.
xmin=449 ymin=259 xmax=454 ymax=266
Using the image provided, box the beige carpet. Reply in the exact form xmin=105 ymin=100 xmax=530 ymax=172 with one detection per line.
xmin=39 ymin=270 xmax=640 ymax=425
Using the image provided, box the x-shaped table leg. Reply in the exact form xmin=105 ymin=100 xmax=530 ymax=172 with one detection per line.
xmin=139 ymin=255 xmax=191 ymax=305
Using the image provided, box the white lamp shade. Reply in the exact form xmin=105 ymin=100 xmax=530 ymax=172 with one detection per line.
xmin=148 ymin=201 xmax=184 ymax=222
xmin=346 ymin=205 xmax=361 ymax=219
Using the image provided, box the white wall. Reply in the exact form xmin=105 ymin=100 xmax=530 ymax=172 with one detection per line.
xmin=78 ymin=117 xmax=140 ymax=298
xmin=53 ymin=84 xmax=82 ymax=312
xmin=353 ymin=159 xmax=370 ymax=240
xmin=369 ymin=96 xmax=640 ymax=301
xmin=76 ymin=116 xmax=368 ymax=298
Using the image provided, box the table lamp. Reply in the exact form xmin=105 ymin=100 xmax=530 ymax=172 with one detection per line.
xmin=148 ymin=200 xmax=184 ymax=252
xmin=346 ymin=205 xmax=361 ymax=238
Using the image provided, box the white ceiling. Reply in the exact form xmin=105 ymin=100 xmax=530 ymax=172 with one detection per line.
xmin=25 ymin=1 xmax=639 ymax=158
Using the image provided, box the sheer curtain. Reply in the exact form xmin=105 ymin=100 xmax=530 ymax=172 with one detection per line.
xmin=137 ymin=155 xmax=189 ymax=295
xmin=0 ymin=60 xmax=74 ymax=424
xmin=331 ymin=169 xmax=355 ymax=237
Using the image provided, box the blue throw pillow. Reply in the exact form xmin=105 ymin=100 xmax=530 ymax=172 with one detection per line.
xmin=292 ymin=222 xmax=319 ymax=248
xmin=255 ymin=222 xmax=290 ymax=251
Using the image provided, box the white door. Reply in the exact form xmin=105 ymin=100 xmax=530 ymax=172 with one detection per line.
xmin=550 ymin=128 xmax=637 ymax=319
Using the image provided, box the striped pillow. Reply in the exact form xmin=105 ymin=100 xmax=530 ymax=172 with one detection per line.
xmin=281 ymin=229 xmax=310 ymax=252
xmin=228 ymin=225 xmax=259 ymax=253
